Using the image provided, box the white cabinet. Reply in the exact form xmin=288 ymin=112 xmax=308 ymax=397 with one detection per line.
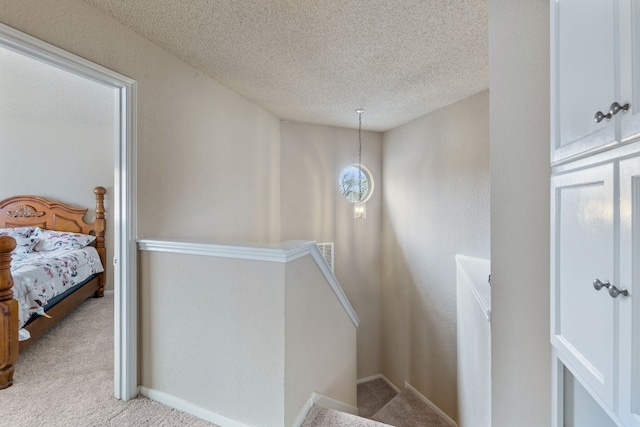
xmin=551 ymin=0 xmax=640 ymax=164
xmin=551 ymin=153 xmax=640 ymax=426
xmin=552 ymin=2 xmax=640 ymax=423
xmin=619 ymin=156 xmax=640 ymax=426
xmin=551 ymin=163 xmax=616 ymax=410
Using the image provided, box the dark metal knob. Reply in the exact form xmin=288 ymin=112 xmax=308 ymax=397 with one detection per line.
xmin=593 ymin=279 xmax=629 ymax=298
xmin=594 ymin=111 xmax=612 ymax=123
xmin=593 ymin=279 xmax=609 ymax=291
xmin=609 ymin=102 xmax=630 ymax=116
xmin=608 ymin=284 xmax=629 ymax=298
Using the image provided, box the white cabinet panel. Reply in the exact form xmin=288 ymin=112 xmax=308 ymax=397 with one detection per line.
xmin=551 ymin=164 xmax=616 ymax=409
xmin=552 ymin=0 xmax=640 ymax=163
xmin=552 ymin=0 xmax=616 ymax=162
xmin=619 ymin=156 xmax=640 ymax=426
xmin=620 ymin=1 xmax=640 ymax=143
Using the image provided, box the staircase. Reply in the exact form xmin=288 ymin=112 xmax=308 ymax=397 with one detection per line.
xmin=301 ymin=378 xmax=452 ymax=427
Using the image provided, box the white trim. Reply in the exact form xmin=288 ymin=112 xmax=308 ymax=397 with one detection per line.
xmin=292 ymin=398 xmax=316 ymax=427
xmin=455 ymin=255 xmax=491 ymax=322
xmin=404 ymin=382 xmax=458 ymax=427
xmin=308 ymin=245 xmax=360 ymax=327
xmin=0 ymin=23 xmax=138 ymax=401
xmin=292 ymin=392 xmax=359 ymax=427
xmin=312 ymin=392 xmax=359 ymax=415
xmin=356 ymin=373 xmax=402 ymax=394
xmin=139 ymin=387 xmax=251 ymax=427
xmin=137 ymin=239 xmax=360 ymax=327
xmin=137 ymin=239 xmax=312 ymax=263
xmin=551 ymin=350 xmax=564 ymax=427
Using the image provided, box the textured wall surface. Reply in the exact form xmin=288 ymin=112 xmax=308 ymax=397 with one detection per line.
xmin=381 ymin=91 xmax=490 ymax=420
xmin=280 ymin=120 xmax=383 ymax=379
xmin=139 ymin=251 xmax=286 ymax=427
xmin=489 ymin=0 xmax=551 ymax=425
xmin=0 ymin=0 xmax=282 ymax=243
xmin=285 ymin=255 xmax=357 ymax=426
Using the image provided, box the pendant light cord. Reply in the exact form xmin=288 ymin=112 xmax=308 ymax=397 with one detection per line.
xmin=357 ymin=110 xmax=363 ymax=202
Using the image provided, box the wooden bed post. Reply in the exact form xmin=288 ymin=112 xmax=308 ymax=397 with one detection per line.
xmin=94 ymin=187 xmax=106 ymax=298
xmin=0 ymin=236 xmax=18 ymax=389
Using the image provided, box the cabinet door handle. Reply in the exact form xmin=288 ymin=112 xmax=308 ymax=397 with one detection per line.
xmin=607 ymin=284 xmax=629 ymax=298
xmin=593 ymin=279 xmax=629 ymax=298
xmin=593 ymin=279 xmax=610 ymax=290
xmin=609 ymin=102 xmax=630 ymax=116
xmin=594 ymin=111 xmax=612 ymax=123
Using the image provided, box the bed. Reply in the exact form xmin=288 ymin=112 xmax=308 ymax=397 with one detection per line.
xmin=0 ymin=187 xmax=106 ymax=389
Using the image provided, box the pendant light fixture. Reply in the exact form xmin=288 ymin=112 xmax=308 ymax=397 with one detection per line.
xmin=354 ymin=109 xmax=366 ymax=219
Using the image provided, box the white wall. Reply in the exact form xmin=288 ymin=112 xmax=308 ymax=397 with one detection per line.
xmin=456 ymin=256 xmax=491 ymax=427
xmin=381 ymin=91 xmax=490 ymax=419
xmin=489 ymin=0 xmax=551 ymax=425
xmin=139 ymin=251 xmax=286 ymax=427
xmin=0 ymin=0 xmax=282 ymax=244
xmin=280 ymin=121 xmax=382 ymax=379
xmin=284 ymin=255 xmax=357 ymax=426
xmin=0 ymin=46 xmax=115 ymax=290
xmin=139 ymin=245 xmax=358 ymax=427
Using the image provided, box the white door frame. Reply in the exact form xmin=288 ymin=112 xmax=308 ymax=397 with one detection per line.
xmin=0 ymin=23 xmax=138 ymax=400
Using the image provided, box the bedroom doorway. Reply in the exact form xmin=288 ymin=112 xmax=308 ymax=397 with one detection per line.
xmin=0 ymin=23 xmax=138 ymax=400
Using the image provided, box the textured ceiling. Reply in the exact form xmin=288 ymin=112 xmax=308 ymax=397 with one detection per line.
xmin=82 ymin=0 xmax=488 ymax=131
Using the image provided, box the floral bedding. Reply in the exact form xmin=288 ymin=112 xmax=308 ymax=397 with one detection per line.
xmin=0 ymin=227 xmax=104 ymax=331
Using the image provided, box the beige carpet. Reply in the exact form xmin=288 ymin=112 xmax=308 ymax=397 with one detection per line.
xmin=303 ymin=380 xmax=451 ymax=426
xmin=301 ymin=405 xmax=392 ymax=427
xmin=0 ymin=295 xmax=217 ymax=427
xmin=371 ymin=389 xmax=450 ymax=427
xmin=357 ymin=379 xmax=397 ymax=419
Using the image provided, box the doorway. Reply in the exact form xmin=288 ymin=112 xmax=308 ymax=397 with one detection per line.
xmin=0 ymin=23 xmax=137 ymax=400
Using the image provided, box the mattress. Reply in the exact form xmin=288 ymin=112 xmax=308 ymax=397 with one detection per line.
xmin=11 ymin=246 xmax=104 ymax=329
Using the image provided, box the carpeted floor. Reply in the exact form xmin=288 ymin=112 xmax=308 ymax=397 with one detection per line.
xmin=304 ymin=378 xmax=451 ymax=427
xmin=357 ymin=378 xmax=397 ymax=418
xmin=301 ymin=405 xmax=392 ymax=427
xmin=371 ymin=389 xmax=449 ymax=427
xmin=0 ymin=295 xmax=217 ymax=427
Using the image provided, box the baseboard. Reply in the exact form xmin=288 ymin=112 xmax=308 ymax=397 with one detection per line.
xmin=103 ymin=290 xmax=114 ymax=296
xmin=404 ymin=382 xmax=458 ymax=427
xmin=139 ymin=386 xmax=251 ymax=427
xmin=292 ymin=392 xmax=359 ymax=427
xmin=357 ymin=373 xmax=402 ymax=394
xmin=312 ymin=392 xmax=359 ymax=415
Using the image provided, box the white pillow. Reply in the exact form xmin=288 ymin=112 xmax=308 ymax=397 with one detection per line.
xmin=12 ymin=237 xmax=40 ymax=254
xmin=31 ymin=228 xmax=96 ymax=252
xmin=0 ymin=227 xmax=36 ymax=239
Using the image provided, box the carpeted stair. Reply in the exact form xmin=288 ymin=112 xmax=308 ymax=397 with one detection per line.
xmin=301 ymin=405 xmax=392 ymax=427
xmin=301 ymin=378 xmax=451 ymax=427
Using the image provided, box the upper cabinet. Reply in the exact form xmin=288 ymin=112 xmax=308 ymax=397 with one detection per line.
xmin=551 ymin=0 xmax=640 ymax=164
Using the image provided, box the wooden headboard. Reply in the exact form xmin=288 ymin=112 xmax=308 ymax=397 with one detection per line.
xmin=0 ymin=187 xmax=107 ymax=269
xmin=0 ymin=187 xmax=105 ymax=234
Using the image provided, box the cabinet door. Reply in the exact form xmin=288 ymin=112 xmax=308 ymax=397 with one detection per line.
xmin=620 ymin=0 xmax=640 ymax=144
xmin=552 ymin=0 xmax=617 ymax=163
xmin=619 ymin=155 xmax=640 ymax=426
xmin=551 ymin=163 xmax=616 ymax=409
